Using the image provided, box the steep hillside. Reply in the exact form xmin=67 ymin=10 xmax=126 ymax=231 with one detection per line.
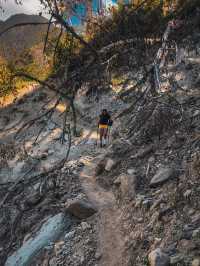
xmin=0 ymin=2 xmax=199 ymax=266
xmin=0 ymin=14 xmax=50 ymax=59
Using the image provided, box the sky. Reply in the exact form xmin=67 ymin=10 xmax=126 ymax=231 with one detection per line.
xmin=0 ymin=0 xmax=44 ymax=20
xmin=0 ymin=0 xmax=118 ymax=22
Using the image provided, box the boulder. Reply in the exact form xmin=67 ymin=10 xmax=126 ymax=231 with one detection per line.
xmin=5 ymin=213 xmax=68 ymax=266
xmin=150 ymin=167 xmax=176 ymax=188
xmin=148 ymin=248 xmax=170 ymax=266
xmin=66 ymin=199 xmax=97 ymax=219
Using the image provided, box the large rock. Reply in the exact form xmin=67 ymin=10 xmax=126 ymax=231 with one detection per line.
xmin=150 ymin=167 xmax=176 ymax=188
xmin=148 ymin=248 xmax=170 ymax=266
xmin=66 ymin=199 xmax=97 ymax=219
xmin=5 ymin=213 xmax=68 ymax=266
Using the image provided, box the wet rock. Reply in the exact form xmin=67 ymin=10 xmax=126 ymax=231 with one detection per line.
xmin=191 ymin=213 xmax=200 ymax=226
xmin=66 ymin=199 xmax=97 ymax=219
xmin=150 ymin=167 xmax=176 ymax=188
xmin=5 ymin=213 xmax=69 ymax=266
xmin=148 ymin=248 xmax=170 ymax=266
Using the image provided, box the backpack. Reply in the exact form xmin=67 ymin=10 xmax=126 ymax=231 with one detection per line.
xmin=108 ymin=119 xmax=113 ymax=127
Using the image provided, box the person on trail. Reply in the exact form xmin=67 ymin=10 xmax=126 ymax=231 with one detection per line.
xmin=98 ymin=109 xmax=112 ymax=147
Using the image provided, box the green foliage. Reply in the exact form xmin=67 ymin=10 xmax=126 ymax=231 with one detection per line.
xmin=0 ymin=42 xmax=52 ymax=97
xmin=87 ymin=2 xmax=168 ymax=51
xmin=51 ymin=33 xmax=80 ymax=73
xmin=0 ymin=57 xmax=14 ymax=96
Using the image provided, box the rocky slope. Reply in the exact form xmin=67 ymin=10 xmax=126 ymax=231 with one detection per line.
xmin=0 ymin=14 xmax=51 ymax=60
xmin=0 ymin=5 xmax=200 ymax=266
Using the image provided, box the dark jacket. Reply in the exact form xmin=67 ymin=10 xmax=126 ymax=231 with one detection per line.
xmin=99 ymin=113 xmax=110 ymax=125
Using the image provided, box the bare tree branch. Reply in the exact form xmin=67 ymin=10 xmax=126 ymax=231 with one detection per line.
xmin=43 ymin=15 xmax=53 ymax=54
xmin=52 ymin=12 xmax=98 ymax=58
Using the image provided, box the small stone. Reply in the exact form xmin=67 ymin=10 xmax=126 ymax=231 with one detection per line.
xmin=192 ymin=228 xmax=200 ymax=239
xmin=113 ymin=176 xmax=121 ymax=185
xmin=105 ymin=159 xmax=115 ymax=171
xmin=127 ymin=168 xmax=136 ymax=175
xmin=80 ymin=255 xmax=85 ymax=263
xmin=142 ymin=198 xmax=153 ymax=209
xmin=192 ymin=258 xmax=200 ymax=266
xmin=184 ymin=189 xmax=192 ymax=198
xmin=148 ymin=248 xmax=170 ymax=266
xmin=65 ymin=230 xmax=75 ymax=240
xmin=81 ymin=222 xmax=91 ymax=230
xmin=95 ymin=252 xmax=102 ymax=260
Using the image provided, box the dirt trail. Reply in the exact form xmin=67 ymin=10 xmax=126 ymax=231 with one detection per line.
xmin=80 ymin=154 xmax=125 ymax=266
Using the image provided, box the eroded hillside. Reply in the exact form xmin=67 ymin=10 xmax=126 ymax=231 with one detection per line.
xmin=0 ymin=2 xmax=200 ymax=266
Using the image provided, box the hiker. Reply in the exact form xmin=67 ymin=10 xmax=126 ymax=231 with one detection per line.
xmin=98 ymin=109 xmax=112 ymax=147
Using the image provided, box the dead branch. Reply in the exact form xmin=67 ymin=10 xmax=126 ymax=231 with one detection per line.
xmin=0 ymin=166 xmax=35 ymax=208
xmin=34 ymin=97 xmax=61 ymax=143
xmin=52 ymin=12 xmax=98 ymax=58
xmin=53 ymin=26 xmax=63 ymax=65
xmin=43 ymin=15 xmax=53 ymax=54
xmin=15 ymin=97 xmax=61 ymax=139
xmin=13 ymin=72 xmax=73 ymax=103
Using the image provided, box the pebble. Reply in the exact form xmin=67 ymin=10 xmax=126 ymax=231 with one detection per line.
xmin=95 ymin=252 xmax=102 ymax=260
xmin=192 ymin=259 xmax=200 ymax=266
xmin=81 ymin=222 xmax=91 ymax=231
